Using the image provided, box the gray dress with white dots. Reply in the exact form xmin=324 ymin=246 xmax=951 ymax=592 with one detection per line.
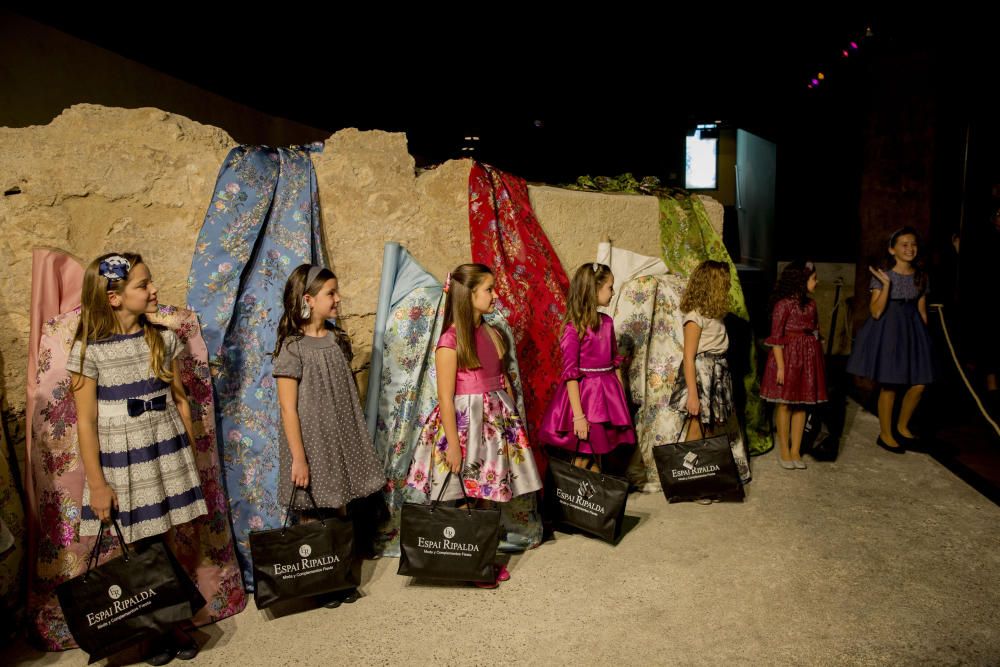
xmin=273 ymin=333 xmax=385 ymax=510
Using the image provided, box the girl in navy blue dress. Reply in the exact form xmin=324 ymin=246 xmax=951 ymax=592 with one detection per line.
xmin=847 ymin=227 xmax=935 ymax=453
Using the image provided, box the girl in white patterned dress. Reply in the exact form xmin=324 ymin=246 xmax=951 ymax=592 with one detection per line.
xmin=69 ymin=252 xmax=205 ymax=665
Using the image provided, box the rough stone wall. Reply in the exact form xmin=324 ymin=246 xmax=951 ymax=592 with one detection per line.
xmin=1 ymin=105 xmax=233 ymax=422
xmin=1 ymin=105 xmax=722 ymax=429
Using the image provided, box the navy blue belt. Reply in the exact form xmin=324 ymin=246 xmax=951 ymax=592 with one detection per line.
xmin=127 ymin=394 xmax=167 ymax=417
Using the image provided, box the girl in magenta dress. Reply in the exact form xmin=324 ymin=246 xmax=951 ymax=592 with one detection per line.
xmin=538 ymin=263 xmax=635 ymax=469
xmin=761 ymin=260 xmax=828 ymax=469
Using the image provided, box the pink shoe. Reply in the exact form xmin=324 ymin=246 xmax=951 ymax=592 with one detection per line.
xmin=497 ymin=564 xmax=511 ymax=582
xmin=474 ymin=577 xmax=499 ymax=589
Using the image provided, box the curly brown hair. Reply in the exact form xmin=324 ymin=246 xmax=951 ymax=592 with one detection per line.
xmin=679 ymin=260 xmax=730 ymax=319
xmin=769 ymin=260 xmax=815 ymax=311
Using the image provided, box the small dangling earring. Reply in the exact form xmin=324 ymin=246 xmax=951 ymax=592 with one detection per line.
xmin=300 ymin=301 xmax=312 ymax=320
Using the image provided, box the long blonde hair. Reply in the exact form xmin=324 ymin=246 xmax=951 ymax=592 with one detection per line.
xmin=73 ymin=252 xmax=172 ymax=387
xmin=442 ymin=263 xmax=505 ymax=369
xmin=565 ymin=262 xmax=612 ymax=339
xmin=679 ymin=260 xmax=731 ymax=319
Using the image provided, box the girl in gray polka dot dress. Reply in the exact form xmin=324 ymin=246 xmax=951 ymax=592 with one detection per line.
xmin=273 ymin=265 xmax=386 ymax=607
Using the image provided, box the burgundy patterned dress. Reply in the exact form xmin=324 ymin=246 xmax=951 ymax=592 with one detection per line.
xmin=760 ymin=298 xmax=828 ymax=405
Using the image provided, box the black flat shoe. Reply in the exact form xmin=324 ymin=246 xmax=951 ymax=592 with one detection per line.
xmin=144 ymin=638 xmax=175 ymax=666
xmin=174 ymin=634 xmax=199 ymax=661
xmin=340 ymin=588 xmax=359 ymax=604
xmin=321 ymin=593 xmax=343 ymax=608
xmin=876 ymin=437 xmax=905 ymax=454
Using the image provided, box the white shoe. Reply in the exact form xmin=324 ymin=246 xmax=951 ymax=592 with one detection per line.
xmin=793 ymin=459 xmax=807 ymax=470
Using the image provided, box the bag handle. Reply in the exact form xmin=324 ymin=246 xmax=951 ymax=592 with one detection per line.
xmin=676 ymin=415 xmax=732 ymax=444
xmin=84 ymin=517 xmax=129 ymax=580
xmin=676 ymin=415 xmax=695 ymax=443
xmin=433 ymin=471 xmax=474 ymax=516
xmin=573 ymin=437 xmax=604 ymax=475
xmin=282 ymin=486 xmax=324 ymax=532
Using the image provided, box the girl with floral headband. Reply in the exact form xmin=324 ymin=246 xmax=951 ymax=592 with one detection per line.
xmin=68 ymin=252 xmax=206 ymax=664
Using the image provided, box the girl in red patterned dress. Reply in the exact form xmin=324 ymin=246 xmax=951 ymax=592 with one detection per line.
xmin=760 ymin=261 xmax=828 ymax=469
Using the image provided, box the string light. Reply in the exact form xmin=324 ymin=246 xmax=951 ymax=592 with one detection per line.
xmin=806 ymin=26 xmax=874 ymax=90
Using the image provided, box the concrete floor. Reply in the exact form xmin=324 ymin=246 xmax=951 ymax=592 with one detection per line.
xmin=6 ymin=400 xmax=1000 ymax=666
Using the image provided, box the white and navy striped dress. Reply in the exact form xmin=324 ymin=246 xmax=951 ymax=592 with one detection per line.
xmin=67 ymin=328 xmax=207 ymax=543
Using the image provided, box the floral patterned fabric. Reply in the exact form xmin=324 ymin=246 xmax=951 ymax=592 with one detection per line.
xmin=186 ymin=144 xmax=325 ymax=588
xmin=595 ymin=241 xmax=669 ymax=317
xmin=367 ymin=243 xmax=541 ymax=555
xmin=406 ymin=389 xmax=542 ymax=502
xmin=405 ymin=324 xmax=542 ymax=502
xmin=667 ymin=353 xmax=734 ymax=426
xmin=27 ymin=305 xmax=246 ymax=650
xmin=469 ymin=163 xmax=570 ymax=479
xmin=614 ymin=274 xmax=690 ymax=489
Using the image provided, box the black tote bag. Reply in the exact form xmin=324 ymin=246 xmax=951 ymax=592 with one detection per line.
xmin=398 ymin=472 xmax=501 ymax=583
xmin=546 ymin=441 xmax=629 ymax=543
xmin=56 ymin=520 xmax=205 ymax=663
xmin=653 ymin=419 xmax=743 ymax=502
xmin=249 ymin=487 xmax=359 ymax=609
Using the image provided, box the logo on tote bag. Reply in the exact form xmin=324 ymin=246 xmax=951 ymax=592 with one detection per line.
xmin=87 ymin=587 xmax=159 ymax=628
xmin=416 ymin=526 xmax=480 ymax=555
xmin=273 ymin=544 xmax=340 ymax=577
xmin=556 ymin=485 xmax=606 ymax=516
xmin=673 ymin=451 xmax=721 ymax=479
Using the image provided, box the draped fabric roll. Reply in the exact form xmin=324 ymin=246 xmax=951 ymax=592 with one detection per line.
xmin=468 ymin=163 xmax=570 ymax=480
xmin=186 ymin=144 xmax=326 ymax=588
xmin=366 ymin=243 xmax=541 ymax=556
xmin=1 ymin=396 xmax=25 ymax=640
xmin=658 ymin=195 xmax=769 ymax=456
xmin=598 ymin=244 xmax=680 ymax=488
xmin=596 ymin=241 xmax=669 ymax=317
xmin=365 ymin=243 xmax=445 ymax=556
xmin=8 ymin=248 xmax=83 ymax=641
xmin=27 ymin=303 xmax=245 ymax=649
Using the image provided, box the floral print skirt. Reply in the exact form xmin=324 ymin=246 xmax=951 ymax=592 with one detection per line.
xmin=667 ymin=352 xmax=734 ymax=428
xmin=406 ymin=390 xmax=542 ymax=503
